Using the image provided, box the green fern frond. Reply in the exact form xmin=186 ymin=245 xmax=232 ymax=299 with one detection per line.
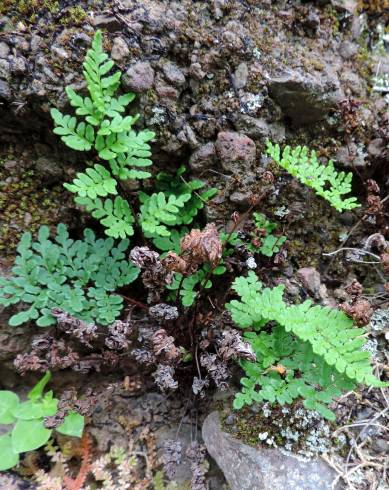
xmin=108 ymin=129 xmax=155 ymax=180
xmin=51 ymin=109 xmax=95 ymax=151
xmin=266 ymin=140 xmax=360 ymax=212
xmin=226 ymin=272 xmax=385 ymax=391
xmin=0 ymin=224 xmax=139 ymax=327
xmin=75 ymin=196 xmax=135 ymax=238
xmin=139 ymin=191 xmax=192 ymax=237
xmin=155 ymin=166 xmax=218 ymax=226
xmin=64 ymin=164 xmax=117 ymax=198
xmin=226 ymin=273 xmax=383 ymax=419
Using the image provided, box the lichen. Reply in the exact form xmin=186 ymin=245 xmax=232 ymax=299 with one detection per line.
xmin=221 ymin=402 xmax=334 ymax=459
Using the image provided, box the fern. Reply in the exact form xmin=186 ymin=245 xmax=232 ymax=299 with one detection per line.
xmin=226 ymin=272 xmax=387 ymax=419
xmin=51 ymin=31 xmax=155 ymax=238
xmin=266 ymin=140 xmax=360 ymax=212
xmin=64 ymin=164 xmax=117 ymax=198
xmin=247 ymin=213 xmax=287 ymax=257
xmin=167 ymin=264 xmax=226 ymax=307
xmin=0 ymin=224 xmax=139 ymax=326
xmin=75 ymin=196 xmax=135 ymax=239
xmin=51 ymin=109 xmax=95 ymax=152
xmin=139 ymin=191 xmax=192 ymax=237
xmin=155 ymin=166 xmax=218 ymax=226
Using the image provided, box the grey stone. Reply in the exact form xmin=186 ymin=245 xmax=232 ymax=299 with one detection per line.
xmin=34 ymin=157 xmax=64 ymax=184
xmin=203 ymin=412 xmax=339 ymax=490
xmin=339 ymin=41 xmax=358 ymax=60
xmin=215 ymin=131 xmax=256 ymax=173
xmin=123 ymin=61 xmax=155 ymax=93
xmin=267 ymin=68 xmax=341 ymax=126
xmin=30 ymin=34 xmax=44 ymax=53
xmin=336 ymin=143 xmax=366 ymax=168
xmin=367 ymin=139 xmax=384 ymax=158
xmin=297 ymin=267 xmax=321 ymax=296
xmin=111 ymin=37 xmax=129 ymax=62
xmin=91 ymin=14 xmax=121 ymax=32
xmin=229 ymin=190 xmax=252 ymax=207
xmin=235 ymin=115 xmax=285 ymax=142
xmin=189 ymin=142 xmax=217 ymax=173
xmin=51 ymin=45 xmax=70 ymax=60
xmin=0 ymin=59 xmax=10 ymax=80
xmin=331 ymin=0 xmax=358 ymax=14
xmin=371 ymin=438 xmax=389 ymax=453
xmin=162 ymin=61 xmax=186 ymax=87
xmin=0 ymin=41 xmax=9 ymax=58
xmin=233 ymin=63 xmax=249 ymax=90
xmin=10 ymin=56 xmax=27 ymax=75
xmin=0 ymin=79 xmax=11 ymax=100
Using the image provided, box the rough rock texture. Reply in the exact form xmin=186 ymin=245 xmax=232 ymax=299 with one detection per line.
xmin=215 ymin=131 xmax=256 ymax=174
xmin=203 ymin=412 xmax=340 ymax=490
xmin=267 ymin=68 xmax=342 ymax=126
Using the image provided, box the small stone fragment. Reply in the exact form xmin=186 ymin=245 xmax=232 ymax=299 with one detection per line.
xmin=123 ymin=61 xmax=155 ymax=92
xmin=215 ymin=131 xmax=256 ymax=174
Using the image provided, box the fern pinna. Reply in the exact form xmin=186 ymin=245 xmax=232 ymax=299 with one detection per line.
xmin=226 ymin=272 xmax=387 ymax=420
xmin=266 ymin=140 xmax=360 ymax=212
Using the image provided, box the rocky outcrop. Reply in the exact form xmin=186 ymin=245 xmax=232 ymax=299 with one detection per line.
xmin=202 ymin=412 xmax=340 ymax=490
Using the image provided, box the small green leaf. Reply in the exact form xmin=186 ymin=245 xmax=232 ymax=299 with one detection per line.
xmin=28 ymin=372 xmax=51 ymax=401
xmin=0 ymin=433 xmax=19 ymax=470
xmin=12 ymin=419 xmax=52 ymax=453
xmin=0 ymin=391 xmax=19 ymax=424
xmin=56 ymin=412 xmax=84 ymax=438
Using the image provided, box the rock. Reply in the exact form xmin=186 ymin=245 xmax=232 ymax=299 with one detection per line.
xmin=234 ymin=115 xmax=285 ymax=142
xmin=0 ymin=79 xmax=11 ymax=100
xmin=123 ymin=61 xmax=155 ymax=93
xmin=339 ymin=41 xmax=358 ymax=60
xmin=331 ymin=0 xmax=358 ymax=15
xmin=34 ymin=157 xmax=64 ymax=184
xmin=10 ymin=56 xmax=28 ymax=75
xmin=297 ymin=267 xmax=322 ymax=296
xmin=233 ymin=63 xmax=249 ymax=90
xmin=30 ymin=34 xmax=44 ymax=53
xmin=215 ymin=131 xmax=256 ymax=174
xmin=0 ymin=59 xmax=10 ymax=80
xmin=51 ymin=45 xmax=70 ymax=60
xmin=367 ymin=139 xmax=384 ymax=158
xmin=203 ymin=412 xmax=339 ymax=490
xmin=189 ymin=142 xmax=217 ymax=173
xmin=111 ymin=37 xmax=129 ymax=62
xmin=162 ymin=61 xmax=186 ymax=87
xmin=229 ymin=191 xmax=252 ymax=207
xmin=336 ymin=143 xmax=366 ymax=168
xmin=91 ymin=14 xmax=121 ymax=32
xmin=0 ymin=41 xmax=9 ymax=58
xmin=371 ymin=438 xmax=389 ymax=454
xmin=267 ymin=68 xmax=341 ymax=126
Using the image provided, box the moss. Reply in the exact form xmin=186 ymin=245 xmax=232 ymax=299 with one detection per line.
xmin=0 ymin=0 xmax=59 ymax=18
xmin=60 ymin=6 xmax=88 ymax=26
xmin=0 ymin=161 xmax=71 ymax=256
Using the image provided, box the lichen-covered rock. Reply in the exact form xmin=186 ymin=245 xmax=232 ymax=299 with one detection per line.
xmin=202 ymin=412 xmax=340 ymax=490
xmin=215 ymin=131 xmax=256 ymax=174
